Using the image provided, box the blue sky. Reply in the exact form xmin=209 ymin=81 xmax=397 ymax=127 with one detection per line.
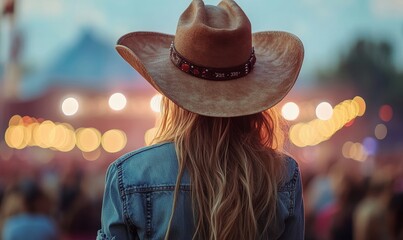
xmin=1 ymin=0 xmax=403 ymax=88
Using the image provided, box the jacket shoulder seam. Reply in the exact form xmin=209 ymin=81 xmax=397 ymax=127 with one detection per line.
xmin=117 ymin=163 xmax=137 ymax=230
xmin=278 ymin=156 xmax=299 ymax=191
xmin=113 ymin=142 xmax=173 ymax=167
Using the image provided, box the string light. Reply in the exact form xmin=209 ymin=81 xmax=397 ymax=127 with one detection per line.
xmin=102 ymin=129 xmax=127 ymax=153
xmin=4 ymin=115 xmax=127 ymax=154
xmin=289 ymin=97 xmax=366 ymax=147
xmin=281 ymin=102 xmax=300 ymax=121
xmin=109 ymin=93 xmax=127 ymax=111
xmin=316 ymin=102 xmax=333 ymax=120
xmin=150 ymin=94 xmax=163 ymax=113
xmin=62 ymin=97 xmax=79 ymax=116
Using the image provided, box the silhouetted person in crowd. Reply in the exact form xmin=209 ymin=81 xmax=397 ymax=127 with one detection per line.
xmin=354 ymin=169 xmax=393 ymax=240
xmin=388 ymin=192 xmax=403 ymax=240
xmin=0 ymin=179 xmax=58 ymax=240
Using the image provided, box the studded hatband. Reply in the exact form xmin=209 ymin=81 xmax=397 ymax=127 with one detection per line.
xmin=170 ymin=42 xmax=256 ymax=81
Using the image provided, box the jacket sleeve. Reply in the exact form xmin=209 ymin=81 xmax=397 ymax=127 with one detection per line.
xmin=279 ymin=167 xmax=305 ymax=240
xmin=97 ymin=163 xmax=137 ymax=240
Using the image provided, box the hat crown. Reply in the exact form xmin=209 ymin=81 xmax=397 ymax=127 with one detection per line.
xmin=174 ymin=0 xmax=252 ymax=68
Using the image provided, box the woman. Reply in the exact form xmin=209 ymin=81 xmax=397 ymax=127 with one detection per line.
xmin=98 ymin=0 xmax=304 ymax=239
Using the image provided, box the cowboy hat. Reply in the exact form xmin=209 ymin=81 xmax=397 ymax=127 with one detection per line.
xmin=116 ymin=0 xmax=304 ymax=117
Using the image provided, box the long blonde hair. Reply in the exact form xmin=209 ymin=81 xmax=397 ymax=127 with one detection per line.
xmin=152 ymin=96 xmax=286 ymax=240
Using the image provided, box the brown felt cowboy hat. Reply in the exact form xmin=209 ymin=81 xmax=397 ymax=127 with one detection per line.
xmin=116 ymin=0 xmax=304 ymax=117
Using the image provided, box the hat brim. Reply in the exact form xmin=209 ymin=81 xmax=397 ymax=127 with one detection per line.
xmin=116 ymin=31 xmax=304 ymax=117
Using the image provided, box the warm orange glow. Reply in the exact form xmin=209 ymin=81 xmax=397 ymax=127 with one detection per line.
xmin=347 ymin=100 xmax=359 ymax=119
xmin=32 ymin=123 xmax=44 ymax=148
xmin=52 ymin=124 xmax=69 ymax=150
xmin=5 ymin=126 xmax=25 ymax=149
xmin=344 ymin=119 xmax=355 ymax=127
xmin=145 ymin=127 xmax=158 ymax=146
xmin=289 ymin=97 xmax=366 ymax=147
xmin=58 ymin=128 xmax=76 ymax=152
xmin=36 ymin=121 xmax=56 ymax=148
xmin=26 ymin=123 xmax=38 ymax=146
xmin=76 ymin=128 xmax=101 ymax=152
xmin=21 ymin=116 xmax=37 ymax=126
xmin=4 ymin=115 xmax=126 ymax=156
xmin=353 ymin=96 xmax=366 ymax=117
xmin=101 ymin=129 xmax=127 ymax=153
xmin=8 ymin=115 xmax=22 ymax=126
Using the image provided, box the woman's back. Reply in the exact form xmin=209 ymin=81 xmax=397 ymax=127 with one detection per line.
xmin=97 ymin=142 xmax=303 ymax=240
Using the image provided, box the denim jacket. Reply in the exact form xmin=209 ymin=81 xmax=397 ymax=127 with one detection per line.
xmin=97 ymin=142 xmax=304 ymax=240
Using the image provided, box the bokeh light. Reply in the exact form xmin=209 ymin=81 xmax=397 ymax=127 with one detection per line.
xmin=51 ymin=124 xmax=70 ymax=151
xmin=62 ymin=97 xmax=79 ymax=116
xmin=374 ymin=124 xmax=387 ymax=140
xmin=289 ymin=97 xmax=366 ymax=147
xmin=342 ymin=141 xmax=367 ymax=161
xmin=353 ymin=96 xmax=366 ymax=117
xmin=344 ymin=119 xmax=355 ymax=127
xmin=109 ymin=93 xmax=127 ymax=111
xmin=145 ymin=127 xmax=158 ymax=146
xmin=36 ymin=120 xmax=56 ymax=148
xmin=82 ymin=148 xmax=101 ymax=161
xmin=8 ymin=115 xmax=22 ymax=126
xmin=281 ymin=102 xmax=300 ymax=121
xmin=57 ymin=127 xmax=76 ymax=152
xmin=363 ymin=137 xmax=377 ymax=155
xmin=101 ymin=129 xmax=127 ymax=153
xmin=379 ymin=104 xmax=393 ymax=122
xmin=5 ymin=125 xmax=26 ymax=149
xmin=342 ymin=141 xmax=353 ymax=158
xmin=150 ymin=94 xmax=163 ymax=113
xmin=316 ymin=102 xmax=333 ymax=120
xmin=4 ymin=115 xmax=128 ymax=154
xmin=76 ymin=128 xmax=101 ymax=152
xmin=350 ymin=143 xmax=367 ymax=162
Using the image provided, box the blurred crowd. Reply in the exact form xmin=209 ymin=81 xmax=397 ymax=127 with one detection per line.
xmin=0 ymin=153 xmax=402 ymax=240
xmin=0 ymin=157 xmax=106 ymax=240
xmin=303 ymin=155 xmax=403 ymax=240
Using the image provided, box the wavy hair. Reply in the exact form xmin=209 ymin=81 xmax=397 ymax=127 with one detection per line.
xmin=151 ymin=96 xmax=287 ymax=240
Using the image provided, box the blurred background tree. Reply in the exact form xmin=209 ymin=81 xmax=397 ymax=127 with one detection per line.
xmin=318 ymin=38 xmax=403 ymax=118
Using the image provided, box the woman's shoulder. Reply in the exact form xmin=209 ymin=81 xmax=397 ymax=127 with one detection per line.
xmin=278 ymin=155 xmax=301 ymax=192
xmin=106 ymin=142 xmax=185 ymax=187
xmin=112 ymin=141 xmax=176 ymax=167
